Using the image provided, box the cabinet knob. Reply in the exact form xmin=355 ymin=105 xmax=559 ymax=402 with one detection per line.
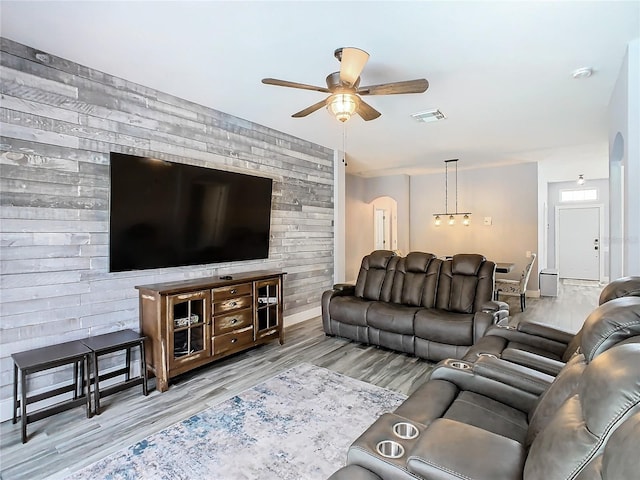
xmin=229 ymin=301 xmax=237 ymax=307
xmin=231 ymin=338 xmax=238 ymax=344
xmin=230 ymin=289 xmax=237 ymax=294
xmin=231 ymin=318 xmax=238 ymax=324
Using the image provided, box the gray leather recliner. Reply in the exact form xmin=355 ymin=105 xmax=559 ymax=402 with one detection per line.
xmin=575 ymin=411 xmax=640 ymax=480
xmin=330 ymin=341 xmax=639 ymax=480
xmin=328 ymin=298 xmax=640 ymax=480
xmin=462 ymin=276 xmax=640 ymax=375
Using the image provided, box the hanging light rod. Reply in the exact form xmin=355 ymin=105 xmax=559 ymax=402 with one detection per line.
xmin=433 ymin=159 xmax=472 ymax=226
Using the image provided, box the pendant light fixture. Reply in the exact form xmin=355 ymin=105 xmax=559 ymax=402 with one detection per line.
xmin=433 ymin=159 xmax=471 ymax=226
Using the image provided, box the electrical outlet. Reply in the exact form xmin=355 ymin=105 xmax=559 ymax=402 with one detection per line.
xmin=483 ymin=217 xmax=492 ymax=226
xmin=526 ymin=251 xmax=531 ymax=258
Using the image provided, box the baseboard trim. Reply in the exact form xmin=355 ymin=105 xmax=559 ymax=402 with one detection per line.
xmin=284 ymin=306 xmax=321 ymax=327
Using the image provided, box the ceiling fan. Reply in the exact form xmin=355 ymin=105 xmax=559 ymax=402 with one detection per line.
xmin=262 ymin=47 xmax=429 ymax=123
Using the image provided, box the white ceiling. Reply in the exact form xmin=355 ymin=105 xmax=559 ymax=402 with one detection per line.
xmin=1 ymin=1 xmax=639 ymax=177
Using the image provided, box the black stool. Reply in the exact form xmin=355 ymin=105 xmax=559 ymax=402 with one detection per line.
xmin=12 ymin=340 xmax=91 ymax=443
xmin=80 ymin=329 xmax=148 ymax=415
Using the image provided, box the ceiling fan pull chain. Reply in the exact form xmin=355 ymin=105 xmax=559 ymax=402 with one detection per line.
xmin=342 ymin=123 xmax=348 ymax=166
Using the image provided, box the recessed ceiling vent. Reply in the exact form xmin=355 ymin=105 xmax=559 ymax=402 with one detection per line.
xmin=411 ymin=109 xmax=446 ymax=123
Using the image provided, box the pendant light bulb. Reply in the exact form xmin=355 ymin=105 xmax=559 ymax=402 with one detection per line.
xmin=448 ymin=215 xmax=455 ymax=226
xmin=434 ymin=215 xmax=441 ymax=226
xmin=463 ymin=214 xmax=470 ymax=226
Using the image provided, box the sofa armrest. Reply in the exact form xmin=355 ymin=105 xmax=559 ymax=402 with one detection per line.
xmin=429 ymin=360 xmax=540 ymax=413
xmin=517 ymin=321 xmax=575 ymax=344
xmin=407 ymin=418 xmax=525 ymax=480
xmin=500 ymin=348 xmax=565 ymax=376
xmin=473 ymin=311 xmax=495 ymax=341
xmin=472 ymin=356 xmax=554 ymax=395
xmin=484 ymin=324 xmax=569 ymax=357
xmin=481 ymin=300 xmax=509 ymax=314
xmin=333 ymin=283 xmax=356 ymax=294
xmin=321 ymin=286 xmax=356 ymax=334
xmin=327 ymin=465 xmax=382 ymax=480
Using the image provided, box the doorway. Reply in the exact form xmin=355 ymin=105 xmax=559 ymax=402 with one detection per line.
xmin=371 ymin=196 xmax=398 ymax=252
xmin=374 ymin=208 xmax=390 ymax=250
xmin=555 ymin=205 xmax=603 ymax=281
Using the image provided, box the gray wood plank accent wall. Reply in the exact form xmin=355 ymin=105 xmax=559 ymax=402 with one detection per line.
xmin=0 ymin=38 xmax=335 ymax=418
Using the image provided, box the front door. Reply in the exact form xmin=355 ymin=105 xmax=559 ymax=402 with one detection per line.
xmin=556 ymin=206 xmax=601 ymax=281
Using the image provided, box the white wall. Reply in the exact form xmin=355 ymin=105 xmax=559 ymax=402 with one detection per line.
xmin=410 ymin=162 xmax=540 ymax=290
xmin=608 ymin=39 xmax=640 ymax=277
xmin=364 ymin=175 xmax=411 ymax=255
xmin=344 ymin=174 xmax=410 ymax=282
xmin=345 ymin=174 xmax=372 ymax=282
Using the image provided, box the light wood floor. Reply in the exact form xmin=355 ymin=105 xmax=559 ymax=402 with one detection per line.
xmin=0 ymin=280 xmax=601 ymax=480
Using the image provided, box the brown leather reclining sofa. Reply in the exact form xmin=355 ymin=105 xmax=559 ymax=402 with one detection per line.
xmin=322 ymin=250 xmax=504 ymax=362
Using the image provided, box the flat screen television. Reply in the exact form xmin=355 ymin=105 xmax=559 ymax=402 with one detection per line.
xmin=109 ymin=153 xmax=273 ymax=272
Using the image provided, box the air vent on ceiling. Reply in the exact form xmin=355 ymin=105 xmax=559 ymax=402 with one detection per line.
xmin=411 ymin=109 xmax=446 ymax=123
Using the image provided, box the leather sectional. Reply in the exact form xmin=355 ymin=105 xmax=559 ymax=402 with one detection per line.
xmin=462 ymin=275 xmax=640 ymax=375
xmin=328 ymin=296 xmax=640 ymax=480
xmin=322 ymin=251 xmax=505 ymax=362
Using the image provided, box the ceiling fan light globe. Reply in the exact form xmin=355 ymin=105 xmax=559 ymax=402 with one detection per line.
xmin=327 ymin=93 xmax=359 ymax=122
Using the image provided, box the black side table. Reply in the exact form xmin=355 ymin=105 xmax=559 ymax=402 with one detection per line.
xmin=12 ymin=340 xmax=91 ymax=443
xmin=80 ymin=329 xmax=148 ymax=415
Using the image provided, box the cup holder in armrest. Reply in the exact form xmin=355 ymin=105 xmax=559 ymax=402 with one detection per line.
xmin=449 ymin=361 xmax=472 ymax=370
xmin=477 ymin=353 xmax=499 ymax=359
xmin=393 ymin=422 xmax=419 ymax=440
xmin=376 ymin=440 xmax=405 ymax=459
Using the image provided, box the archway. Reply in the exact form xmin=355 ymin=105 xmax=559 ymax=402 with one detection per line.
xmin=371 ymin=196 xmax=399 ymax=253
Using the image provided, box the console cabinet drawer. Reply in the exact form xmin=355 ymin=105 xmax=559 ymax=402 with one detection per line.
xmin=213 ymin=295 xmax=252 ymax=315
xmin=214 ymin=310 xmax=253 ymax=335
xmin=212 ymin=327 xmax=254 ymax=356
xmin=212 ymin=283 xmax=252 ymax=301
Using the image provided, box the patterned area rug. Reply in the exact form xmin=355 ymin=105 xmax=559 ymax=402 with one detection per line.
xmin=65 ymin=363 xmax=407 ymax=480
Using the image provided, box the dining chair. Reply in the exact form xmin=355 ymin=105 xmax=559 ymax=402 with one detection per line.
xmin=495 ymin=253 xmax=537 ymax=311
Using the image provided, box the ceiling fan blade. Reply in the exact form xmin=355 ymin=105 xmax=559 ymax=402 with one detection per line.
xmin=262 ymin=78 xmax=330 ymax=94
xmin=339 ymin=47 xmax=369 ymax=86
xmin=292 ymin=98 xmax=328 ymax=118
xmin=356 ymin=99 xmax=382 ymax=121
xmin=358 ymin=79 xmax=429 ymax=96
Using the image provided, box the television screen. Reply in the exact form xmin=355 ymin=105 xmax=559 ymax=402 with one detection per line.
xmin=109 ymin=153 xmax=273 ymax=272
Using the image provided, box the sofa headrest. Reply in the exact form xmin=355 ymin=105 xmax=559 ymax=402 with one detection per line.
xmin=365 ymin=250 xmax=396 ymax=269
xmin=580 ymin=297 xmax=640 ymax=362
xmin=599 ymin=276 xmax=640 ymax=305
xmin=580 ymin=343 xmax=640 ymax=437
xmin=404 ymin=252 xmax=436 ymax=273
xmin=451 ymin=254 xmax=485 ymax=276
